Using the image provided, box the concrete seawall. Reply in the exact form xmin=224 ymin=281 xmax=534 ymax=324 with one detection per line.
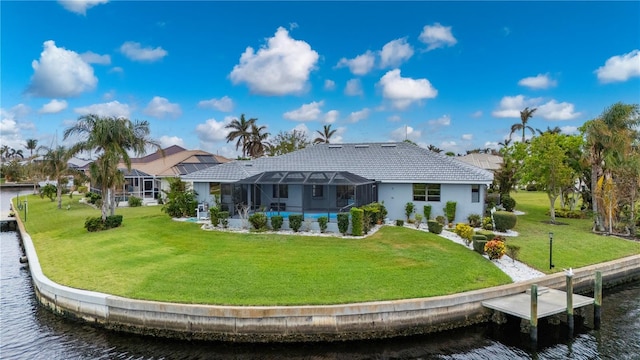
xmin=17 ymin=217 xmax=640 ymax=342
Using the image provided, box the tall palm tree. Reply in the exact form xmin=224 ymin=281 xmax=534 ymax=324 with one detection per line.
xmin=41 ymin=145 xmax=72 ymax=210
xmin=64 ymin=114 xmax=161 ymax=220
xmin=245 ymin=123 xmax=270 ymax=158
xmin=0 ymin=145 xmax=9 ymax=161
xmin=225 ymin=114 xmax=257 ymax=158
xmin=536 ymin=126 xmax=562 ymax=135
xmin=509 ymin=107 xmax=537 ymax=143
xmin=427 ymin=144 xmax=442 ymax=153
xmin=313 ymin=124 xmax=337 ymax=144
xmin=25 ymin=139 xmax=38 ymax=157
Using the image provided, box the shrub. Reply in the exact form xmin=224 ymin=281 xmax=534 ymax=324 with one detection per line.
xmin=77 ymin=185 xmax=88 ymax=193
xmin=501 ymin=194 xmax=516 ymax=212
xmin=493 ymin=211 xmax=517 ymax=232
xmin=104 ymin=215 xmax=123 ymax=229
xmin=128 ymin=196 xmax=142 ymax=207
xmin=209 ymin=206 xmax=220 ymax=227
xmin=423 ymin=205 xmax=432 ymax=221
xmin=249 ymin=212 xmax=269 ymax=230
xmin=435 ymin=215 xmax=446 ymax=225
xmin=547 ymin=208 xmax=585 ymax=219
xmin=270 ymin=215 xmax=284 ymax=231
xmin=454 ymin=223 xmax=474 ymax=246
xmin=395 ymin=219 xmax=404 ymax=227
xmin=482 ymin=216 xmax=494 ymax=230
xmin=337 ymin=213 xmax=349 ymax=235
xmin=40 ymin=184 xmax=57 ymax=201
xmin=361 ymin=202 xmax=384 ymax=225
xmin=428 ymin=220 xmax=443 ymax=234
xmin=350 ymin=207 xmax=364 ymax=236
xmin=472 ymin=235 xmax=487 ymax=254
xmin=485 ymin=239 xmax=506 ymax=260
xmin=219 ymin=211 xmax=229 ymax=228
xmin=467 ymin=214 xmax=482 ymax=228
xmin=445 ymin=201 xmax=457 ymax=224
xmin=317 ymin=216 xmax=328 ymax=233
xmin=475 ymin=230 xmax=496 ymax=241
xmin=414 ymin=214 xmax=423 ymax=228
xmin=506 ymin=244 xmax=521 ymax=261
xmin=84 ymin=217 xmax=104 ymax=232
xmin=161 ymin=178 xmax=198 ymax=218
xmin=86 ymin=192 xmax=102 ymax=205
xmin=405 ymin=202 xmax=415 ymax=221
xmin=289 ymin=214 xmax=303 ymax=232
xmin=362 ymin=210 xmax=372 ymax=234
xmin=525 ymin=183 xmax=538 ymax=191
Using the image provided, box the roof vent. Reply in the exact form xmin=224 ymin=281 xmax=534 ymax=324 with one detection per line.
xmin=244 ymin=163 xmax=253 ymax=167
xmin=354 ymin=144 xmax=369 ymax=148
xmin=328 ymin=145 xmax=342 ymax=149
xmin=381 ymin=144 xmax=397 ymax=148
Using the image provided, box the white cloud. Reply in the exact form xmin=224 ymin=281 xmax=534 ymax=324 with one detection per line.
xmin=10 ymin=104 xmax=30 ymax=118
xmin=39 ymin=99 xmax=68 ymax=114
xmin=120 ymin=41 xmax=168 ymax=62
xmin=291 ymin=123 xmax=310 ymax=136
xmin=595 ymin=49 xmax=640 ymax=83
xmin=58 ymin=0 xmax=108 ymax=15
xmin=74 ymin=101 xmax=131 ymax=118
xmin=198 ymin=96 xmax=234 ymax=112
xmin=428 ymin=114 xmax=451 ymax=127
xmin=378 ymin=69 xmax=438 ymax=110
xmin=536 ymin=100 xmax=580 ymax=120
xmin=419 ymin=23 xmax=457 ymax=51
xmin=144 ymin=96 xmax=182 ymax=119
xmin=391 ymin=125 xmax=421 ymax=142
xmin=440 ymin=140 xmax=458 ymax=151
xmin=461 ymin=134 xmax=473 ymax=140
xmin=388 ymin=115 xmax=401 ymax=122
xmin=329 ymin=126 xmax=346 ymax=143
xmin=518 ymin=73 xmax=557 ymax=89
xmin=28 ymin=40 xmax=97 ymax=98
xmin=109 ymin=66 xmax=123 ymax=74
xmin=195 ymin=117 xmax=232 ymax=142
xmin=103 ymin=90 xmax=116 ymax=100
xmin=492 ymin=95 xmax=579 ymax=120
xmin=80 ymin=51 xmax=111 ymax=65
xmin=283 ymin=101 xmax=324 ymax=121
xmin=344 ymin=78 xmax=363 ymax=96
xmin=158 ymin=135 xmax=185 ymax=148
xmin=485 ymin=141 xmax=500 ymax=149
xmin=379 ymin=38 xmax=414 ymax=68
xmin=230 ymin=27 xmax=319 ymax=95
xmin=471 ymin=110 xmax=483 ymax=118
xmin=324 ymin=110 xmax=339 ymax=124
xmin=324 ymin=79 xmax=336 ymax=90
xmin=560 ymin=126 xmax=579 ymax=134
xmin=347 ymin=108 xmax=370 ymax=123
xmin=336 ymin=50 xmax=375 ymax=75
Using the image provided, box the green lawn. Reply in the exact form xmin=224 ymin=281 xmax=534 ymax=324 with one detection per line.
xmin=506 ymin=192 xmax=639 ymax=273
xmin=19 ymin=194 xmax=511 ymax=306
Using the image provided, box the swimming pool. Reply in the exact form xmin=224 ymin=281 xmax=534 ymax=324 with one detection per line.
xmin=263 ymin=211 xmax=339 ymax=220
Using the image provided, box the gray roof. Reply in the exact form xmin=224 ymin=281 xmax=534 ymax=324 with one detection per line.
xmin=183 ymin=142 xmax=493 ymax=184
xmin=457 ymin=153 xmax=503 ymax=171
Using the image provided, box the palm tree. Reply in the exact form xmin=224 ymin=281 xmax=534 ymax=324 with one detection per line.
xmin=536 ymin=126 xmax=562 ymax=135
xmin=64 ymin=114 xmax=161 ymax=220
xmin=245 ymin=123 xmax=270 ymax=158
xmin=313 ymin=124 xmax=337 ymax=144
xmin=1 ymin=145 xmax=10 ymax=161
xmin=225 ymin=114 xmax=257 ymax=158
xmin=509 ymin=107 xmax=537 ymax=143
xmin=41 ymin=146 xmax=72 ymax=209
xmin=25 ymin=139 xmax=38 ymax=157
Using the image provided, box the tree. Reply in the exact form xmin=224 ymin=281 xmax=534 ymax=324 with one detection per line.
xmin=427 ymin=144 xmax=442 ymax=153
xmin=41 ymin=146 xmax=72 ymax=209
xmin=245 ymin=123 xmax=270 ymax=158
xmin=509 ymin=107 xmax=537 ymax=143
xmin=313 ymin=124 xmax=337 ymax=144
xmin=536 ymin=126 xmax=562 ymax=135
xmin=495 ymin=142 xmax=527 ymax=196
xmin=25 ymin=139 xmax=39 ymax=157
xmin=522 ymin=133 xmax=574 ymax=223
xmin=64 ymin=114 xmax=161 ymax=220
xmin=225 ymin=114 xmax=257 ymax=158
xmin=267 ymin=130 xmax=310 ymax=156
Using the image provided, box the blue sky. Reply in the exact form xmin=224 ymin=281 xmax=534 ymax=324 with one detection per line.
xmin=2 ymin=1 xmax=639 ymax=158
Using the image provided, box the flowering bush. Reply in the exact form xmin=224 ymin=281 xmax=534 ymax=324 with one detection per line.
xmin=484 ymin=239 xmax=506 ymax=260
xmin=454 ymin=223 xmax=474 ymax=246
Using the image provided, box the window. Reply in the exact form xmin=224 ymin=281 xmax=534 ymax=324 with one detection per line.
xmin=312 ymin=185 xmax=323 ymax=198
xmin=471 ymin=184 xmax=480 ymax=203
xmin=272 ymin=184 xmax=288 ymax=198
xmin=413 ymin=184 xmax=441 ymax=201
xmin=209 ymin=182 xmax=221 ymax=196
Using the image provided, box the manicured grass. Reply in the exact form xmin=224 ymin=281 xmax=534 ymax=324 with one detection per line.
xmin=507 ymin=192 xmax=639 ymax=274
xmin=18 ymin=194 xmax=511 ymax=306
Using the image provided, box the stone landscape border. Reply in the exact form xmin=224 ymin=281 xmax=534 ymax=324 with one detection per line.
xmin=16 ymin=216 xmax=640 ymax=342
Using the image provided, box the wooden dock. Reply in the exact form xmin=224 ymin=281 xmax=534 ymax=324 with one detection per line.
xmin=482 ymin=286 xmax=594 ymax=320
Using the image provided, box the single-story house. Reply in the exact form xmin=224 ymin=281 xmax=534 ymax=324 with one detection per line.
xmin=182 ymin=142 xmax=493 ymax=226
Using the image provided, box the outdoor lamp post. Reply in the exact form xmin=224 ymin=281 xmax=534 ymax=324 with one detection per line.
xmin=24 ymin=198 xmax=27 ymax=222
xmin=549 ymin=232 xmax=554 ymax=269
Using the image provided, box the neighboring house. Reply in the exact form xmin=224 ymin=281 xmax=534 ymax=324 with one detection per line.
xmin=182 ymin=142 xmax=493 ymax=225
xmin=117 ymin=145 xmax=229 ymax=202
xmin=456 ymin=153 xmax=502 ymax=172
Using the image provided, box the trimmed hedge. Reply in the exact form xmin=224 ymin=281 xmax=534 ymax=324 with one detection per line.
xmin=427 ymin=220 xmax=443 ymax=234
xmin=248 ymin=212 xmax=268 ymax=230
xmin=445 ymin=201 xmax=457 ymax=223
xmin=475 ymin=230 xmax=496 ymax=241
xmin=472 ymin=235 xmax=487 ymax=254
xmin=501 ymin=194 xmax=516 ymax=212
xmin=395 ymin=219 xmax=404 ymax=227
xmin=493 ymin=211 xmax=517 ymax=232
xmin=209 ymin=207 xmax=220 ymax=227
xmin=337 ymin=213 xmax=349 ymax=235
xmin=317 ymin=216 xmax=328 ymax=233
xmin=423 ymin=205 xmax=432 ymax=221
xmin=219 ymin=211 xmax=229 ymax=228
xmin=289 ymin=214 xmax=303 ymax=232
xmin=270 ymin=215 xmax=283 ymax=231
xmin=84 ymin=215 xmax=123 ymax=232
xmin=350 ymin=207 xmax=364 ymax=236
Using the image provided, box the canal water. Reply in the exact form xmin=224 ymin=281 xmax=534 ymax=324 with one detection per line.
xmin=1 ymin=193 xmax=639 ymax=359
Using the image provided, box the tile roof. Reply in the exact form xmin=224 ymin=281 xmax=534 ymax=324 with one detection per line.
xmin=122 ymin=146 xmax=231 ymax=177
xmin=456 ymin=153 xmax=503 ymax=171
xmin=183 ymin=142 xmax=493 ymax=184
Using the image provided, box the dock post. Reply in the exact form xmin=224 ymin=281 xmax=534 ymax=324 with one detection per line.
xmin=594 ymin=270 xmax=602 ymax=329
xmin=566 ymin=272 xmax=574 ymax=336
xmin=530 ymin=284 xmax=538 ymax=344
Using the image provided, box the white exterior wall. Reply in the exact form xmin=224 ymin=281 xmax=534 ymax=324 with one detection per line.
xmin=378 ymin=183 xmax=486 ymax=223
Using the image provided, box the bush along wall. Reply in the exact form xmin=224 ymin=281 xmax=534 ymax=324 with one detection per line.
xmin=423 ymin=205 xmax=432 ymax=221
xmin=427 ymin=220 xmax=443 ymax=234
xmin=337 ymin=213 xmax=349 ymax=235
xmin=289 ymin=214 xmax=303 ymax=232
xmin=317 ymin=216 xmax=328 ymax=233
xmin=270 ymin=215 xmax=284 ymax=231
xmin=493 ymin=211 xmax=517 ymax=232
xmin=350 ymin=207 xmax=364 ymax=236
xmin=445 ymin=201 xmax=457 ymax=224
xmin=472 ymin=235 xmax=487 ymax=254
